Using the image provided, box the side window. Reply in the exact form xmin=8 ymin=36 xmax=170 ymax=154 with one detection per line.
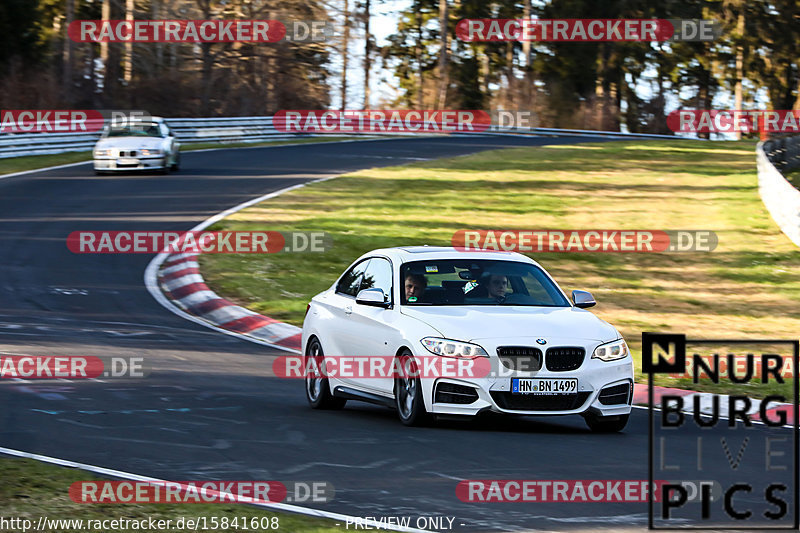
xmin=360 ymin=258 xmax=393 ymax=301
xmin=336 ymin=259 xmax=370 ymax=297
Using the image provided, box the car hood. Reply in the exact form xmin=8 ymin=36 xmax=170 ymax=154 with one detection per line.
xmin=95 ymin=137 xmax=163 ymax=150
xmin=400 ymin=305 xmax=618 ymax=343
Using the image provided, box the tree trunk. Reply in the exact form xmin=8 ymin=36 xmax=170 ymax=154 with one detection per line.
xmin=794 ymin=74 xmax=800 ymax=110
xmin=698 ymin=67 xmax=711 ymax=140
xmin=62 ymin=0 xmax=75 ymax=103
xmin=201 ymin=43 xmax=213 ymax=114
xmin=123 ymin=0 xmax=134 ymax=83
xmin=363 ymin=0 xmax=371 ymax=108
xmin=341 ymin=0 xmax=349 ymax=110
xmin=414 ymin=0 xmax=423 ymax=109
xmin=153 ymin=0 xmax=163 ymax=70
xmin=436 ymin=0 xmax=448 ymax=109
xmin=100 ymin=0 xmax=110 ymax=98
xmin=733 ymin=11 xmax=744 ymax=139
xmin=595 ymin=45 xmax=606 ymax=130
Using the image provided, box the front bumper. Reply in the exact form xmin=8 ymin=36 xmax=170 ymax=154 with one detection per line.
xmin=94 ymin=156 xmax=166 ymax=171
xmin=421 ymin=343 xmax=634 ymax=418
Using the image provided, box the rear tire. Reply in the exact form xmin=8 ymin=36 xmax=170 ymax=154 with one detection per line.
xmin=394 ymin=350 xmax=430 ymax=426
xmin=584 ymin=412 xmax=629 ymax=433
xmin=304 ymin=338 xmax=346 ymax=410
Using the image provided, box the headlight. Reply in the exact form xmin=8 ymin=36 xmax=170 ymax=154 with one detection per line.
xmin=140 ymin=149 xmax=162 ymax=156
xmin=421 ymin=337 xmax=488 ymax=358
xmin=592 ymin=339 xmax=629 ymax=362
xmin=94 ymin=149 xmax=111 ymax=157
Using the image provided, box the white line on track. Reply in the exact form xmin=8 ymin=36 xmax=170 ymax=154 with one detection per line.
xmin=0 ymin=160 xmax=92 ymax=180
xmin=0 ymin=446 xmax=434 ymax=533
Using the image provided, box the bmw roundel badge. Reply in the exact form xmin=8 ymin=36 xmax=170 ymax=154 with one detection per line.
xmin=536 ymin=338 xmax=547 ymax=345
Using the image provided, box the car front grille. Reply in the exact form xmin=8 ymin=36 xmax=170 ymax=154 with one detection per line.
xmin=496 ymin=346 xmax=543 ymax=372
xmin=598 ymin=381 xmax=632 ymax=405
xmin=490 ymin=390 xmax=591 ymax=411
xmin=545 ymin=347 xmax=585 ymax=371
xmin=434 ymin=383 xmax=479 ymax=404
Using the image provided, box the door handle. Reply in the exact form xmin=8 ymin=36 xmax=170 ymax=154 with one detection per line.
xmin=344 ymin=305 xmax=353 ymax=315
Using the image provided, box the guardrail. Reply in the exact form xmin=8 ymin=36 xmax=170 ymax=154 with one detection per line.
xmin=0 ymin=115 xmax=686 ymax=159
xmin=757 ymin=136 xmax=800 ymax=247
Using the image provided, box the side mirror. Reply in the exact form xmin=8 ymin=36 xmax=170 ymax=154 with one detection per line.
xmin=356 ymin=288 xmax=390 ymax=308
xmin=572 ymin=290 xmax=596 ymax=309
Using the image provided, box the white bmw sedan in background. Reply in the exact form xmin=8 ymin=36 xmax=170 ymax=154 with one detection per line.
xmin=93 ymin=116 xmax=180 ymax=175
xmin=301 ymin=246 xmax=634 ymax=431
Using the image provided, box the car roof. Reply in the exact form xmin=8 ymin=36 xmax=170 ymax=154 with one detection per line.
xmin=359 ymin=246 xmax=538 ymax=265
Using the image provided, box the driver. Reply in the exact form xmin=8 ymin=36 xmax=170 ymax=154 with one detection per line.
xmin=404 ymin=273 xmax=427 ymax=301
xmin=486 ymin=274 xmax=509 ymax=301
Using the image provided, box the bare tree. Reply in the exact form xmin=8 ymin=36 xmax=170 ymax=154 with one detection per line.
xmin=414 ymin=0 xmax=422 ymax=109
xmin=341 ymin=0 xmax=350 ymax=109
xmin=99 ymin=0 xmax=111 ymax=97
xmin=63 ymin=0 xmax=75 ymax=99
xmin=123 ymin=0 xmax=134 ymax=83
xmin=362 ymin=0 xmax=371 ymax=107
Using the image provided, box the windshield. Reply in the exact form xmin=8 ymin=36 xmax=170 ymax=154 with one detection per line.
xmin=400 ymin=259 xmax=570 ymax=307
xmin=105 ymin=123 xmax=163 ymax=138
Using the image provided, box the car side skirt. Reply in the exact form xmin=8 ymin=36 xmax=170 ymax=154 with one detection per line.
xmin=332 ymin=386 xmax=395 ymax=409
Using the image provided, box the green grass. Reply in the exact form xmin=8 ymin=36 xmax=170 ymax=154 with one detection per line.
xmin=0 ymin=136 xmax=380 ymax=176
xmin=196 ymin=139 xmax=800 ymax=397
xmin=0 ymin=457 xmax=341 ymax=533
xmin=786 ymin=169 xmax=800 ymax=190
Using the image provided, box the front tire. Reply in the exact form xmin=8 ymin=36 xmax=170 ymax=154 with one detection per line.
xmin=394 ymin=350 xmax=430 ymax=426
xmin=170 ymin=151 xmax=180 ymax=171
xmin=304 ymin=338 xmax=346 ymax=410
xmin=584 ymin=412 xmax=629 ymax=433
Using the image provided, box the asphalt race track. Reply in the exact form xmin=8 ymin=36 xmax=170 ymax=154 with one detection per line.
xmin=0 ymin=136 xmax=794 ymax=532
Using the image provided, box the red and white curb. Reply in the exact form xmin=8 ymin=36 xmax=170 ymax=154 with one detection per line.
xmin=157 ymin=252 xmax=301 ymax=351
xmin=143 ymin=178 xmax=342 ymax=354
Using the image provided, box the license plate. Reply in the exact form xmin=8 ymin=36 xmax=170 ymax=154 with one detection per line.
xmin=512 ymin=378 xmax=577 ymax=395
xmin=117 ymin=158 xmax=139 ymax=165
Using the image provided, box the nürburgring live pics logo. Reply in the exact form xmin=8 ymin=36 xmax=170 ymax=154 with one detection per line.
xmin=644 ymin=332 xmax=799 ymax=529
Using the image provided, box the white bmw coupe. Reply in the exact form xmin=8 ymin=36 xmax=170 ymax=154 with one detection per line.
xmin=301 ymin=246 xmax=633 ymax=431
